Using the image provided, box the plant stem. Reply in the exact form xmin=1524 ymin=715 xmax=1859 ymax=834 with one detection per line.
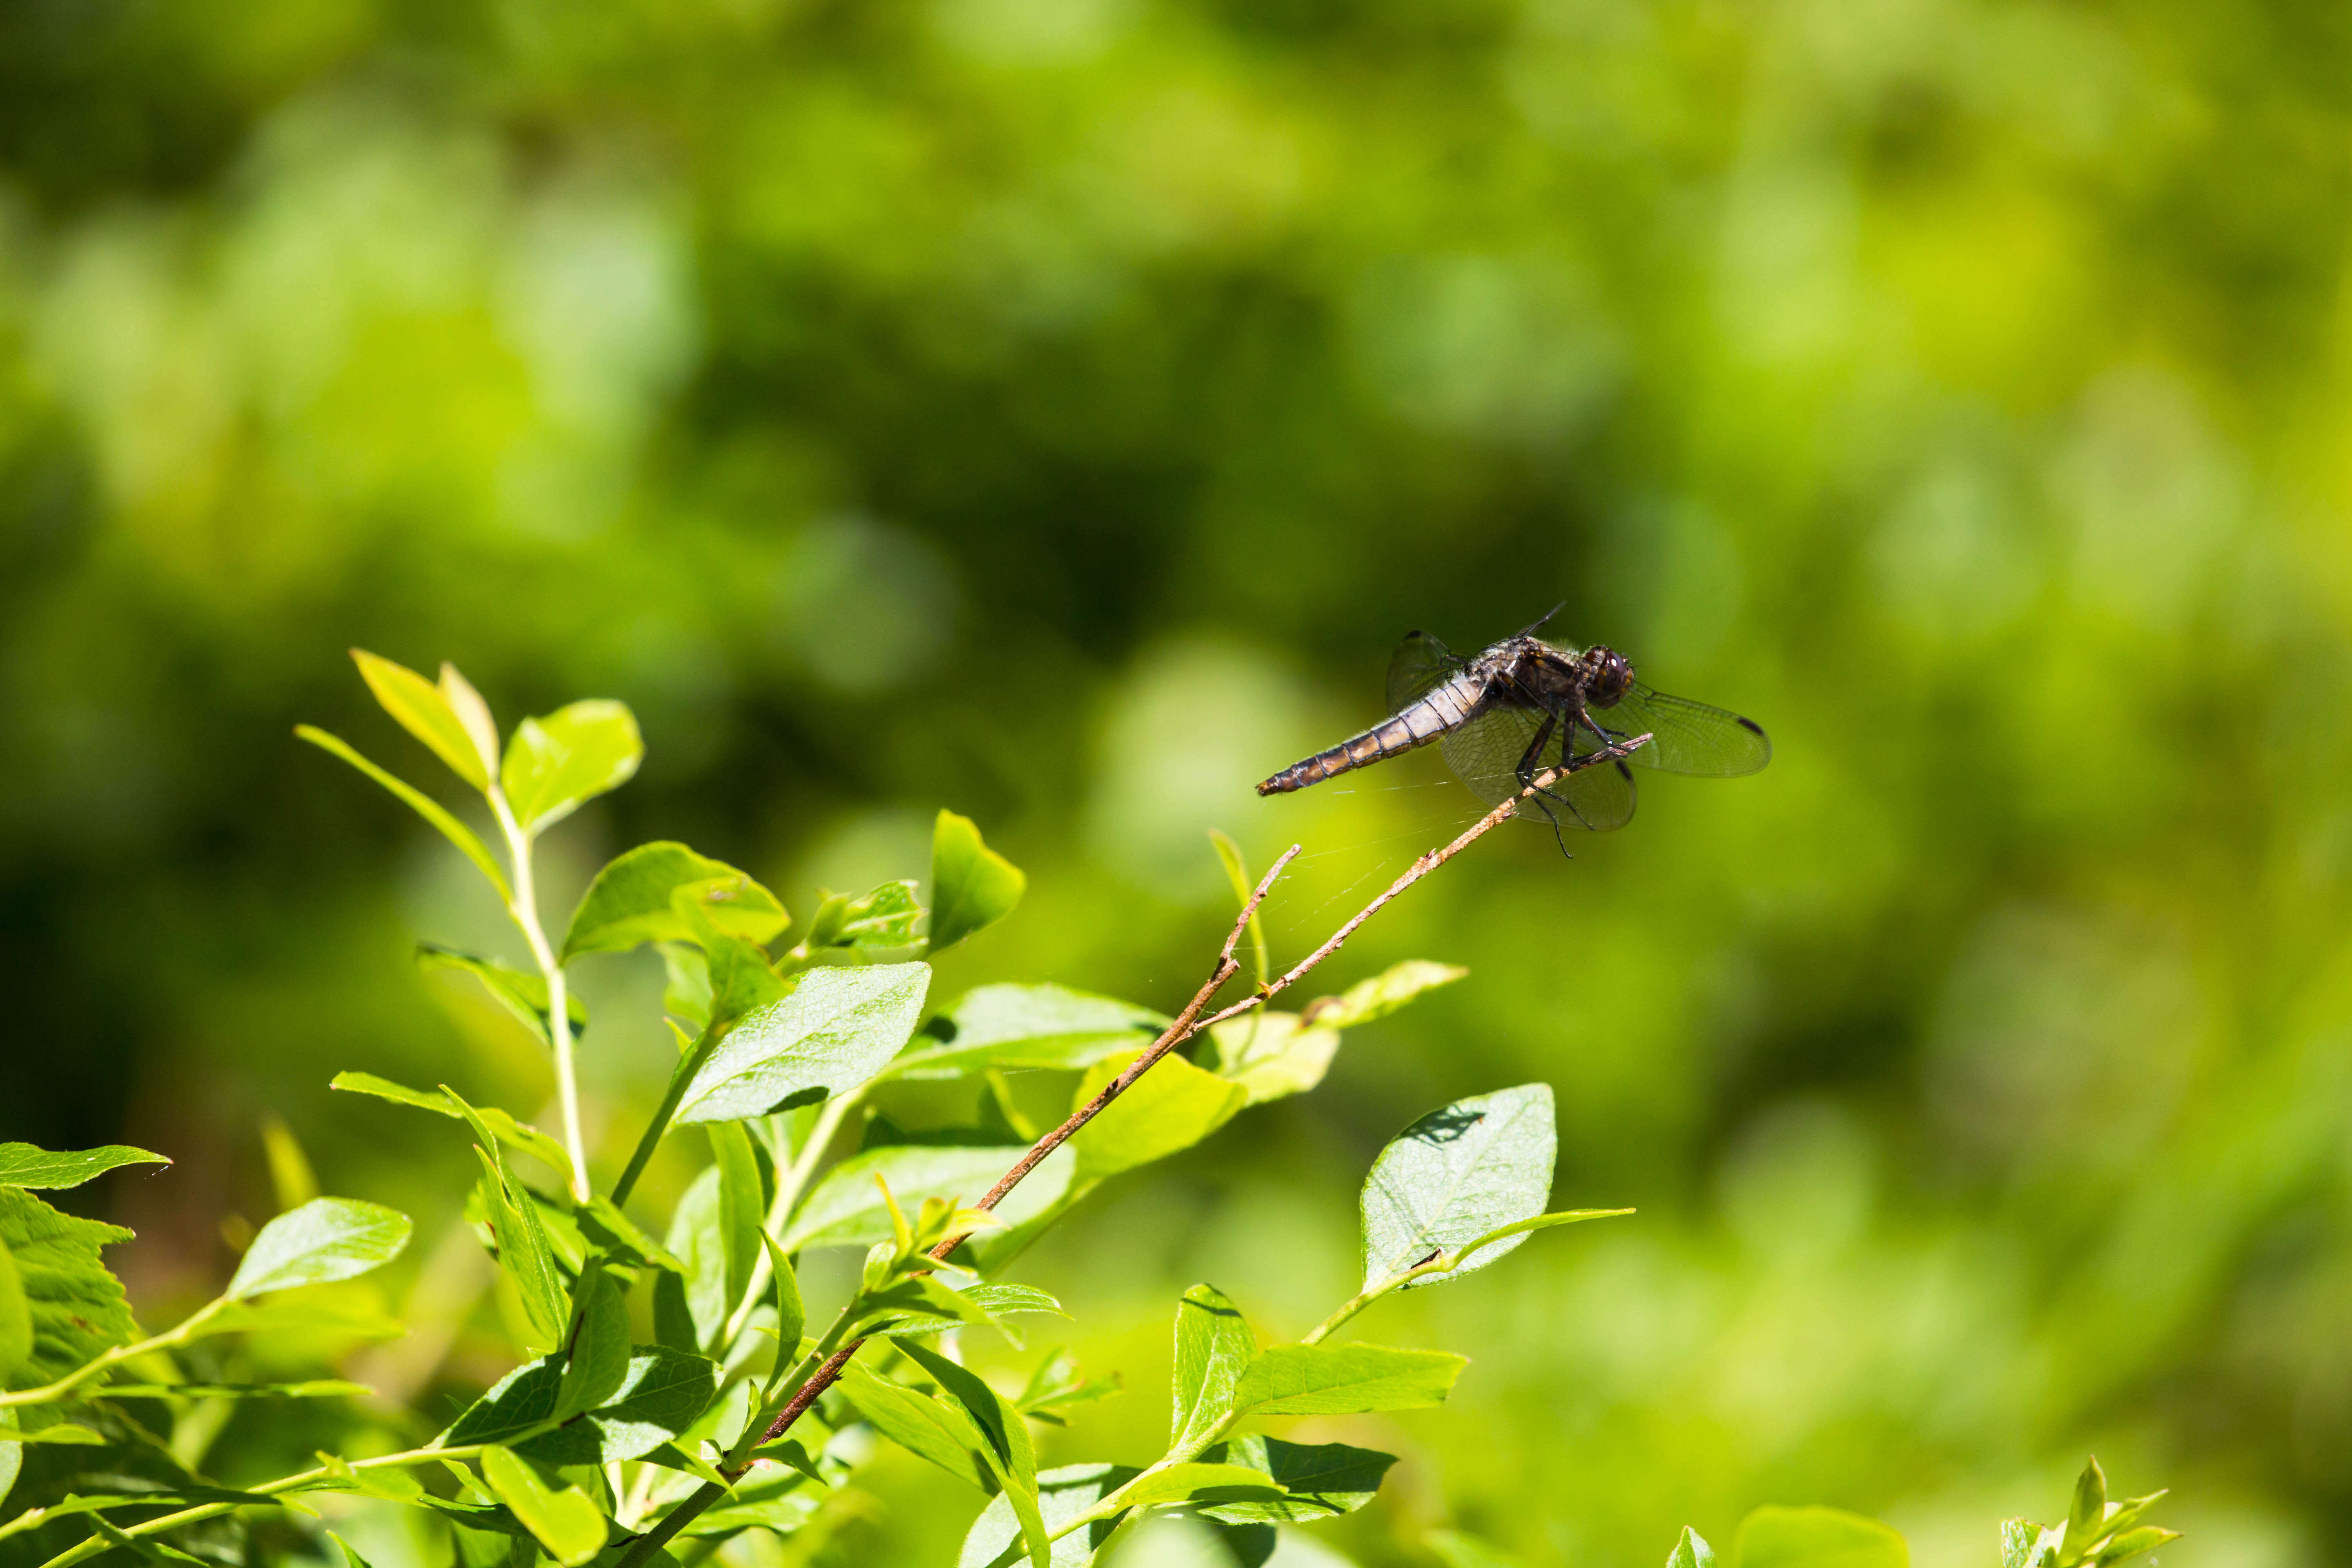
xmin=489 ymin=786 xmax=591 ymax=1202
xmin=0 ymin=1299 xmax=227 ymax=1410
xmin=719 ymin=1092 xmax=857 ymax=1348
xmin=25 ymin=1445 xmax=487 ymax=1568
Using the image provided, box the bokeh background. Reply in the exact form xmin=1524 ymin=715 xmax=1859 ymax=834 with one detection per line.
xmin=7 ymin=0 xmax=2352 ymax=1564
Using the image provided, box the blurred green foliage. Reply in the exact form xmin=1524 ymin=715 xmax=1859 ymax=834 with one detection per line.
xmin=3 ymin=0 xmax=2350 ymax=1563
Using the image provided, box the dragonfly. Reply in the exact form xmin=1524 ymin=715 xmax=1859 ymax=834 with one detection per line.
xmin=1257 ymin=609 xmax=1770 ymax=841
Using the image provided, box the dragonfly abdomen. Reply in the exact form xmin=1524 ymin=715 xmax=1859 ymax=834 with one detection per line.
xmin=1256 ymin=677 xmax=1485 ymax=795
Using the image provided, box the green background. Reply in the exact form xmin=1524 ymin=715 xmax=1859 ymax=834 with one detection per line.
xmin=4 ymin=0 xmax=2348 ymax=1564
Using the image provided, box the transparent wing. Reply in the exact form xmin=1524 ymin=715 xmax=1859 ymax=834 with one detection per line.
xmin=1437 ymin=702 xmax=1635 ymax=833
xmin=1386 ymin=632 xmax=1466 ymax=713
xmin=1587 ymin=682 xmax=1771 ymax=776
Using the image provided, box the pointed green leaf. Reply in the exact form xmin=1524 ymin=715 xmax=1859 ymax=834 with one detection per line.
xmin=501 ymin=700 xmax=642 ymax=835
xmin=331 ymin=1531 xmax=380 ymax=1568
xmin=562 ymin=843 xmax=790 ymax=961
xmin=448 ymin=1089 xmax=569 ymax=1344
xmin=1734 ymin=1506 xmax=1908 ymax=1568
xmin=445 ymin=1347 xmax=721 ymax=1464
xmin=481 ymin=1446 xmax=607 ymax=1566
xmin=2093 ymin=1529 xmax=2178 ymax=1568
xmin=1229 ymin=1343 xmax=1466 ymax=1417
xmin=296 ymin=726 xmax=512 ymax=899
xmin=708 ymin=1124 xmax=766 ymax=1312
xmin=1071 ymin=1050 xmax=1247 ymax=1179
xmin=1361 ymin=1084 xmax=1555 ymax=1291
xmin=0 ymin=1421 xmax=104 ymax=1445
xmin=0 ymin=1190 xmax=135 ymax=1388
xmin=780 ymin=1143 xmax=1070 ymax=1252
xmin=1171 ymin=1284 xmax=1256 ymax=1451
xmin=2067 ymin=1458 xmax=2107 ymax=1552
xmin=837 ymin=1359 xmax=998 ymax=1493
xmin=960 ymin=1463 xmax=1140 ymax=1568
xmin=1670 ymin=1526 xmax=1717 ymax=1568
xmin=675 ymin=963 xmax=931 ymax=1126
xmin=555 ymin=1266 xmax=631 ymax=1421
xmin=352 ymin=649 xmax=493 ymax=791
xmin=0 ymin=1239 xmax=29 ymax=1384
xmin=898 ymin=1339 xmax=1049 ymax=1567
xmin=418 ymin=945 xmax=588 ymax=1047
xmin=884 ymin=985 xmax=1167 ymax=1082
xmin=1303 ymin=960 xmax=1468 ymax=1029
xmin=1196 ymin=1435 xmax=1397 ymax=1523
xmin=0 ymin=1145 xmax=171 ymax=1191
xmin=755 ymin=1231 xmax=805 ymax=1356
xmin=928 ymin=810 xmax=1026 ymax=953
xmin=96 ymin=1380 xmax=372 ymax=1399
xmin=225 ymin=1198 xmax=411 ymax=1299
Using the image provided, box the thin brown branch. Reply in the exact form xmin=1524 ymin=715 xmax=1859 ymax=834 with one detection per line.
xmin=622 ymin=741 xmax=1648 ymax=1561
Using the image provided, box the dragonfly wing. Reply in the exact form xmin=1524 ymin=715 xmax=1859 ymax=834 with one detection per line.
xmin=1590 ymin=682 xmax=1771 ymax=776
xmin=1437 ymin=702 xmax=1635 ymax=832
xmin=1387 ymin=631 xmax=1466 ymax=712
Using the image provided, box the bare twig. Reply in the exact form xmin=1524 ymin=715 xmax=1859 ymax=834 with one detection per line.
xmin=613 ymin=738 xmax=1648 ymax=1564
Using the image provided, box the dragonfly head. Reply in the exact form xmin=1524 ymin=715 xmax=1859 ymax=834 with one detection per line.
xmin=1581 ymin=646 xmax=1633 ymax=706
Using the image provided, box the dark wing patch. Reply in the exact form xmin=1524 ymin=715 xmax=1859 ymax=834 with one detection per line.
xmin=1386 ymin=632 xmax=1466 ymax=713
xmin=1590 ymin=683 xmax=1771 ymax=776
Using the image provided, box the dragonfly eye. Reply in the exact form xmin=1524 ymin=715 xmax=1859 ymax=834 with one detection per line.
xmin=1586 ymin=648 xmax=1632 ymax=706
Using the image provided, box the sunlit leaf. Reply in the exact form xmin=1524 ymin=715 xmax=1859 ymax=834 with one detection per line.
xmin=898 ymin=1340 xmax=1049 ymax=1566
xmin=0 ymin=1145 xmax=170 ymax=1191
xmin=351 ymin=649 xmax=493 ymax=791
xmin=554 ymin=1265 xmax=631 ymax=1421
xmin=1171 ymin=1283 xmax=1256 ymax=1451
xmin=1733 ymin=1506 xmax=1908 ymax=1568
xmin=960 ymin=1463 xmax=1140 ymax=1568
xmin=226 ymin=1198 xmax=412 ymax=1298
xmin=1669 ymin=1527 xmax=1719 ymax=1568
xmin=837 ymin=1360 xmax=998 ymax=1494
xmin=780 ymin=1143 xmax=1071 ymax=1252
xmin=330 ymin=1073 xmax=574 ymax=1188
xmin=446 ymin=1347 xmax=721 ymax=1465
xmin=481 ymin=1446 xmax=606 ymax=1567
xmin=1196 ymin=1435 xmax=1397 ymax=1523
xmin=562 ymin=842 xmax=790 ymax=960
xmin=1302 ymin=960 xmax=1468 ymax=1029
xmin=675 ymin=963 xmax=931 ymax=1125
xmin=1360 ymin=1084 xmax=1555 ymax=1291
xmin=1229 ymin=1343 xmax=1466 ymax=1417
xmin=927 ymin=810 xmax=1025 ymax=954
xmin=501 ymin=700 xmax=643 ymax=836
xmin=1071 ymin=1050 xmax=1247 ymax=1179
xmin=1207 ymin=1013 xmax=1342 ymax=1107
xmin=0 ymin=1240 xmax=29 ymax=1385
xmin=882 ymin=985 xmax=1167 ymax=1082
xmin=0 ymin=1191 xmax=135 ymax=1388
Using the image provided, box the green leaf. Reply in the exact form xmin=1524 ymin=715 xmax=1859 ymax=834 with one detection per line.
xmin=330 ymin=1073 xmax=575 ymax=1187
xmin=804 ymin=880 xmax=928 ymax=953
xmin=90 ymin=1515 xmax=215 ymax=1566
xmin=1361 ymin=1084 xmax=1555 ymax=1291
xmin=708 ymin=1123 xmax=767 ymax=1312
xmin=1196 ymin=1435 xmax=1397 ymax=1523
xmin=1669 ymin=1527 xmax=1719 ymax=1568
xmin=192 ymin=1298 xmax=405 ymax=1341
xmin=837 ymin=1359 xmax=999 ymax=1493
xmin=296 ymin=726 xmax=512 ymax=900
xmin=883 ymin=985 xmax=1167 ymax=1082
xmin=555 ymin=1266 xmax=631 ymax=1421
xmin=2003 ymin=1522 xmax=2057 ymax=1568
xmin=1207 ymin=1013 xmax=1343 ymax=1107
xmin=2093 ymin=1529 xmax=2179 ymax=1567
xmin=780 ymin=1143 xmax=1071 ymax=1252
xmin=562 ymin=843 xmax=790 ymax=961
xmin=1171 ymin=1284 xmax=1256 ymax=1451
xmin=331 ymin=1530 xmax=380 ymax=1568
xmin=0 ymin=1145 xmax=171 ymax=1190
xmin=663 ymin=1166 xmax=731 ymax=1351
xmin=675 ymin=963 xmax=931 ymax=1126
xmin=1430 ymin=1209 xmax=1633 ymax=1277
xmin=755 ymin=1231 xmax=806 ymax=1356
xmin=960 ymin=1463 xmax=1140 ymax=1568
xmin=928 ymin=810 xmax=1026 ymax=954
xmin=445 ymin=1347 xmax=722 ymax=1465
xmin=846 ymin=1275 xmax=1000 ymax=1340
xmin=1207 ymin=830 xmax=1270 ymax=989
xmin=1071 ymin=1050 xmax=1247 ymax=1179
xmin=418 ymin=945 xmax=588 ymax=1048
xmin=481 ymin=1446 xmax=607 ymax=1567
xmin=1113 ymin=1463 xmax=1286 ymax=1508
xmin=0 ymin=1422 xmax=105 ymax=1445
xmin=351 ymin=649 xmax=494 ymax=791
xmin=1733 ymin=1507 xmax=1909 ymax=1568
xmin=0 ymin=1239 xmax=29 ymax=1384
xmin=898 ymin=1339 xmax=1049 ymax=1568
xmin=500 ymin=699 xmax=644 ymax=836
xmin=1303 ymin=960 xmax=1468 ymax=1029
xmin=2067 ymin=1458 xmax=2107 ymax=1550
xmin=1229 ymin=1343 xmax=1466 ymax=1417
xmin=226 ymin=1197 xmax=412 ymax=1298
xmin=0 ymin=1190 xmax=135 ymax=1389
xmin=449 ymin=1090 xmax=569 ymax=1345
xmin=576 ymin=1196 xmax=685 ymax=1276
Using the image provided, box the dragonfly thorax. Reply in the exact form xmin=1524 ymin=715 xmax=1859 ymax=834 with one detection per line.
xmin=1579 ymin=646 xmax=1633 ymax=707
